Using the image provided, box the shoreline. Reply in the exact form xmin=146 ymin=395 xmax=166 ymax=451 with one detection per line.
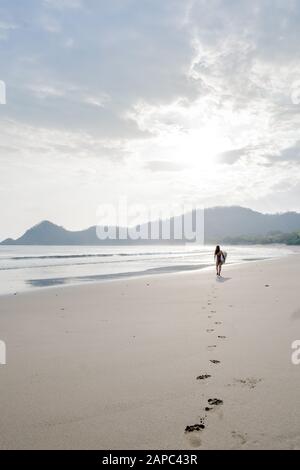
xmin=0 ymin=251 xmax=293 ymax=299
xmin=0 ymin=256 xmax=300 ymax=449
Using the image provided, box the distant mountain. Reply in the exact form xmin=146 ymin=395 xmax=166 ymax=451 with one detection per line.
xmin=222 ymin=232 xmax=300 ymax=245
xmin=1 ymin=220 xmax=121 ymax=246
xmin=2 ymin=206 xmax=300 ymax=245
xmin=204 ymin=206 xmax=300 ymax=241
xmin=0 ymin=220 xmax=181 ymax=245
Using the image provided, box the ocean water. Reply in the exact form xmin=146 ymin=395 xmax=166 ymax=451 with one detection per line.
xmin=0 ymin=244 xmax=297 ymax=296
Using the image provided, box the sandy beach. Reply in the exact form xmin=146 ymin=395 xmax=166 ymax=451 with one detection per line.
xmin=0 ymin=256 xmax=299 ymax=450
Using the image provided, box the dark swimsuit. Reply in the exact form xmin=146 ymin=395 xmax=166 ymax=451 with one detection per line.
xmin=216 ymin=251 xmax=223 ymax=265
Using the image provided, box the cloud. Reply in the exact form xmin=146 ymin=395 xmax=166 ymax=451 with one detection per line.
xmin=39 ymin=14 xmax=61 ymax=33
xmin=145 ymin=160 xmax=186 ymax=172
xmin=0 ymin=20 xmax=17 ymax=31
xmin=27 ymin=83 xmax=66 ymax=99
xmin=266 ymin=141 xmax=300 ymax=165
xmin=83 ymin=93 xmax=110 ymax=108
xmin=216 ymin=147 xmax=254 ymax=165
xmin=0 ymin=119 xmax=128 ymax=163
xmin=0 ymin=20 xmax=18 ymax=40
xmin=64 ymin=37 xmax=74 ymax=48
xmin=216 ymin=148 xmax=245 ymax=165
xmin=26 ymin=81 xmax=110 ymax=109
xmin=43 ymin=0 xmax=83 ymax=10
xmin=2 ymin=0 xmax=300 ymax=237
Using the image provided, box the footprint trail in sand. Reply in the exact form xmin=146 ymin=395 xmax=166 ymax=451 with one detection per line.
xmin=185 ymin=279 xmax=231 ymax=446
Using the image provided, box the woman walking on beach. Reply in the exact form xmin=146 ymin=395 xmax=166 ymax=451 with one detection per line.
xmin=214 ymin=245 xmax=226 ymax=276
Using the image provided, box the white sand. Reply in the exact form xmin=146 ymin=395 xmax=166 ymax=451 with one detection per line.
xmin=0 ymin=256 xmax=300 ymax=449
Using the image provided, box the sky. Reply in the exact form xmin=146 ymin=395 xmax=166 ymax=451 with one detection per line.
xmin=1 ymin=0 xmax=300 ymax=239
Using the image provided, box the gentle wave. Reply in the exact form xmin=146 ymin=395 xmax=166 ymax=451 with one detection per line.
xmin=0 ymin=254 xmax=196 ymax=271
xmin=11 ymin=253 xmax=114 ymax=260
xmin=7 ymin=249 xmax=202 ymax=261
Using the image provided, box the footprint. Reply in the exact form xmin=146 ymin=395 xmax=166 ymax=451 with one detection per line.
xmin=185 ymin=416 xmax=206 ymax=433
xmin=291 ymin=309 xmax=300 ymax=321
xmin=196 ymin=374 xmax=211 ymax=380
xmin=208 ymin=398 xmax=223 ymax=406
xmin=215 ymin=321 xmax=222 ymax=325
xmin=234 ymin=377 xmax=262 ymax=389
xmin=206 ymin=329 xmax=215 ymax=333
xmin=210 ymin=359 xmax=220 ymax=364
xmin=205 ymin=398 xmax=223 ymax=412
xmin=232 ymin=430 xmax=248 ymax=445
xmin=185 ymin=423 xmax=205 ymax=432
xmin=218 ymin=335 xmax=226 ymax=339
xmin=186 ymin=434 xmax=202 ymax=448
xmin=207 ymin=345 xmax=217 ymax=350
